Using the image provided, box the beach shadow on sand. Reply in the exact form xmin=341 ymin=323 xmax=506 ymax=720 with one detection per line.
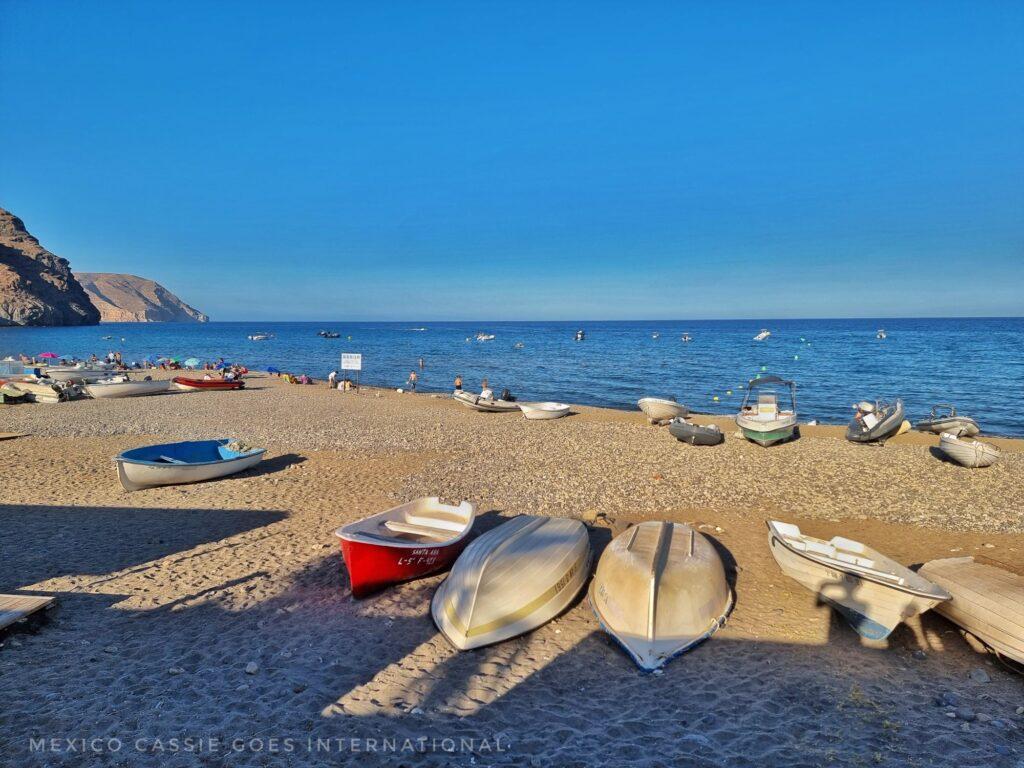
xmin=0 ymin=503 xmax=287 ymax=588
xmin=245 ymin=452 xmax=307 ymax=477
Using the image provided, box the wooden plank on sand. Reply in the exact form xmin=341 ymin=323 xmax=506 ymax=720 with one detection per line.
xmin=0 ymin=432 xmax=27 ymax=441
xmin=0 ymin=594 xmax=55 ymax=630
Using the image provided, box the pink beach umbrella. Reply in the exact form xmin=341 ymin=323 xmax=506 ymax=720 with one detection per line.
xmin=37 ymin=352 xmax=60 ymax=359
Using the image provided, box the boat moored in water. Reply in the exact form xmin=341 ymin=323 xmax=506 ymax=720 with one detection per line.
xmin=736 ymin=376 xmax=797 ymax=446
xmin=114 ymin=438 xmax=266 ymax=491
xmin=753 ymin=329 xmax=771 ymax=341
xmin=335 ymin=497 xmax=477 ymax=598
xmin=767 ymin=520 xmax=949 ymax=640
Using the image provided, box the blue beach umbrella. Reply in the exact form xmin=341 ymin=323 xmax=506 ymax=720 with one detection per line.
xmin=266 ymin=366 xmax=280 ymax=374
xmin=183 ymin=357 xmax=201 ymax=368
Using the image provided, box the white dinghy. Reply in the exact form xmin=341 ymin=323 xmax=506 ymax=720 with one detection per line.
xmin=518 ymin=402 xmax=571 ymax=420
xmin=767 ymin=521 xmax=949 ymax=640
xmin=637 ymin=397 xmax=687 ymax=423
xmin=589 ymin=522 xmax=732 ymax=671
xmin=84 ymin=378 xmax=171 ymax=399
xmin=918 ymin=557 xmax=1024 ymax=667
xmin=452 ymin=391 xmax=520 ymax=413
xmin=114 ymin=439 xmax=266 ymax=491
xmin=432 ymin=516 xmax=591 ymax=650
xmin=938 ymin=432 xmax=1000 ymax=468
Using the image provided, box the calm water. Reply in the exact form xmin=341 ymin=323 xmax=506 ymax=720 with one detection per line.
xmin=2 ymin=318 xmax=1022 ymax=435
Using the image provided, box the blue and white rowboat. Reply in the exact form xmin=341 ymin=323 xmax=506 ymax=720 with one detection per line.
xmin=114 ymin=439 xmax=266 ymax=491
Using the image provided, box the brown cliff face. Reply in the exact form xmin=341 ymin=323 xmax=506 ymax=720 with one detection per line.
xmin=0 ymin=207 xmax=100 ymax=326
xmin=76 ymin=273 xmax=209 ymax=323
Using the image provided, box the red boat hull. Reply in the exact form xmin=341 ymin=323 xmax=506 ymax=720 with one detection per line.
xmin=339 ymin=536 xmax=466 ymax=598
xmin=173 ymin=377 xmax=245 ymax=391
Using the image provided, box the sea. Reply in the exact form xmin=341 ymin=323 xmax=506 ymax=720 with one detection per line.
xmin=2 ymin=318 xmax=1022 ymax=436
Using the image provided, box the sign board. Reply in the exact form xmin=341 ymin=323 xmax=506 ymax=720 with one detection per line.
xmin=341 ymin=353 xmax=362 ymax=371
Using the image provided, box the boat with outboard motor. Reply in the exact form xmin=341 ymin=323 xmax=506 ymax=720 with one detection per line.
xmin=915 ymin=404 xmax=979 ymax=437
xmin=846 ymin=399 xmax=905 ymax=443
xmin=753 ymin=329 xmax=771 ymax=341
xmin=736 ymin=376 xmax=797 ymax=446
xmin=453 ymin=390 xmax=519 ymax=412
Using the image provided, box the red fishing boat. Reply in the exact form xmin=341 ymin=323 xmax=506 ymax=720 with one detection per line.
xmin=335 ymin=497 xmax=476 ymax=598
xmin=172 ymin=377 xmax=245 ymax=391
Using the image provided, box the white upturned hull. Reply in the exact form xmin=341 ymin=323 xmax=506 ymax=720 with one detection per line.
xmin=432 ymin=516 xmax=591 ymax=650
xmin=919 ymin=557 xmax=1024 ymax=666
xmin=590 ymin=522 xmax=732 ymax=670
xmin=116 ymin=451 xmax=264 ymax=491
xmin=43 ymin=366 xmax=114 ymax=382
xmin=85 ymin=380 xmax=171 ymax=399
xmin=938 ymin=432 xmax=1000 ymax=468
xmin=519 ymin=402 xmax=571 ymax=420
xmin=638 ymin=398 xmax=686 ymax=422
xmin=767 ymin=521 xmax=949 ymax=640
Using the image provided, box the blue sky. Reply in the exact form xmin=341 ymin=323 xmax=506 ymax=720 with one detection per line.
xmin=1 ymin=1 xmax=1022 ymax=321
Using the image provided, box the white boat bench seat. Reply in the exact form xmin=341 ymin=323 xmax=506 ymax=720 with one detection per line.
xmin=382 ymin=520 xmax=454 ymax=540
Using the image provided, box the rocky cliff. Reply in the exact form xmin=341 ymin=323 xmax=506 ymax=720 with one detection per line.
xmin=0 ymin=207 xmax=101 ymax=326
xmin=76 ymin=273 xmax=209 ymax=323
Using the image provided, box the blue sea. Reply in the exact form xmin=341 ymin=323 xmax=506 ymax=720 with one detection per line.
xmin=2 ymin=318 xmax=1022 ymax=436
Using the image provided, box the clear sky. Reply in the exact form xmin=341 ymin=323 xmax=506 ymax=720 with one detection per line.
xmin=1 ymin=2 xmax=1022 ymax=321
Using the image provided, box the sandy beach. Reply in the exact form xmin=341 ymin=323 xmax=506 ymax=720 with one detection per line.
xmin=1 ymin=375 xmax=1021 ymax=767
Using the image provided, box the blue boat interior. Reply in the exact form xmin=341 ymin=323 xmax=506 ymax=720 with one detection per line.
xmin=118 ymin=439 xmax=262 ymax=466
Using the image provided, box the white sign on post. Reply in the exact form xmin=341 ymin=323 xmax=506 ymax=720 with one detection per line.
xmin=341 ymin=353 xmax=362 ymax=371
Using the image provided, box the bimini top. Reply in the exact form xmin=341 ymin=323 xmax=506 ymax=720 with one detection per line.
xmin=746 ymin=375 xmax=794 ymax=388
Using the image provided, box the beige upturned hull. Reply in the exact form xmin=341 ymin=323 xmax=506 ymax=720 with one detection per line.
xmin=767 ymin=521 xmax=949 ymax=640
xmin=918 ymin=557 xmax=1024 ymax=666
xmin=432 ymin=515 xmax=591 ymax=650
xmin=589 ymin=522 xmax=732 ymax=670
xmin=637 ymin=398 xmax=686 ymax=422
xmin=938 ymin=432 xmax=1000 ymax=468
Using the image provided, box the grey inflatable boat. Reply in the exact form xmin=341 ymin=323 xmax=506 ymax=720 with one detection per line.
xmin=846 ymin=399 xmax=905 ymax=443
xmin=668 ymin=419 xmax=724 ymax=446
xmin=914 ymin=404 xmax=980 ymax=437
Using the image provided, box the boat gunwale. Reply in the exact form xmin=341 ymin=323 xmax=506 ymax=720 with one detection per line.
xmin=335 ymin=499 xmax=477 ymax=549
xmin=115 ymin=439 xmax=266 ymax=468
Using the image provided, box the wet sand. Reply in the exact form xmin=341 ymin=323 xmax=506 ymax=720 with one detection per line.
xmin=0 ymin=376 xmax=1021 ymax=767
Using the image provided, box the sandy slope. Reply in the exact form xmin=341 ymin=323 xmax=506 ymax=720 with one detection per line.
xmin=0 ymin=378 xmax=1021 ymax=767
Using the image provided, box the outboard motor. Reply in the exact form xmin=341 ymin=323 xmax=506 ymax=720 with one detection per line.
xmin=501 ymin=388 xmax=515 ymax=402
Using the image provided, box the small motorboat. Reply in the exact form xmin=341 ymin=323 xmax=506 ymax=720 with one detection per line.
xmin=651 ymin=332 xmax=660 ymax=339
xmin=335 ymin=497 xmax=477 ymax=598
xmin=918 ymin=557 xmax=1023 ymax=667
xmin=846 ymin=399 xmax=904 ymax=443
xmin=736 ymin=376 xmax=797 ymax=446
xmin=914 ymin=404 xmax=980 ymax=437
xmin=767 ymin=521 xmax=949 ymax=639
xmin=172 ymin=377 xmax=246 ymax=391
xmin=518 ymin=402 xmax=571 ymax=420
xmin=680 ymin=333 xmax=692 ymax=343
xmin=574 ymin=329 xmax=585 ymax=341
xmin=668 ymin=419 xmax=724 ymax=446
xmin=318 ymin=330 xmax=340 ymax=338
xmin=876 ymin=329 xmax=887 ymax=339
xmin=114 ymin=438 xmax=266 ymax=491
xmin=513 ymin=341 xmax=525 ymax=349
xmin=753 ymin=329 xmax=771 ymax=341
xmin=432 ymin=515 xmax=591 ymax=650
xmin=84 ymin=378 xmax=170 ymax=399
xmin=248 ymin=332 xmax=273 ymax=341
xmin=475 ymin=332 xmax=495 ymax=341
xmin=452 ymin=391 xmax=519 ymax=413
xmin=589 ymin=522 xmax=732 ymax=671
xmin=637 ymin=397 xmax=687 ymax=423
xmin=938 ymin=432 xmax=1000 ymax=468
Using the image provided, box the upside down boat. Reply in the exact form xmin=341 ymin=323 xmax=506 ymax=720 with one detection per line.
xmin=637 ymin=397 xmax=687 ymax=423
xmin=172 ymin=377 xmax=246 ymax=391
xmin=433 ymin=515 xmax=591 ymax=650
xmin=335 ymin=497 xmax=477 ymax=598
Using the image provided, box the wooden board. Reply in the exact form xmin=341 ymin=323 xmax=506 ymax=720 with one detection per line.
xmin=0 ymin=594 xmax=55 ymax=630
xmin=0 ymin=432 xmax=27 ymax=441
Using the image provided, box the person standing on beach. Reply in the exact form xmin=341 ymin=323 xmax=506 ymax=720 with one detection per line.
xmin=408 ymin=370 xmax=418 ymax=391
xmin=328 ymin=370 xmax=337 ymax=389
xmin=454 ymin=374 xmax=463 ymax=392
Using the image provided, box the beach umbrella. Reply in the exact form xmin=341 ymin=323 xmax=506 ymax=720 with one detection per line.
xmin=184 ymin=357 xmax=201 ymax=368
xmin=38 ymin=352 xmax=59 ymax=359
xmin=266 ymin=366 xmax=280 ymax=373
xmin=214 ymin=361 xmax=232 ymax=369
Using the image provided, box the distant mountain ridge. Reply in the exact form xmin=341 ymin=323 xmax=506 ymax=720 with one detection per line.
xmin=0 ymin=206 xmax=100 ymax=326
xmin=76 ymin=273 xmax=209 ymax=323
